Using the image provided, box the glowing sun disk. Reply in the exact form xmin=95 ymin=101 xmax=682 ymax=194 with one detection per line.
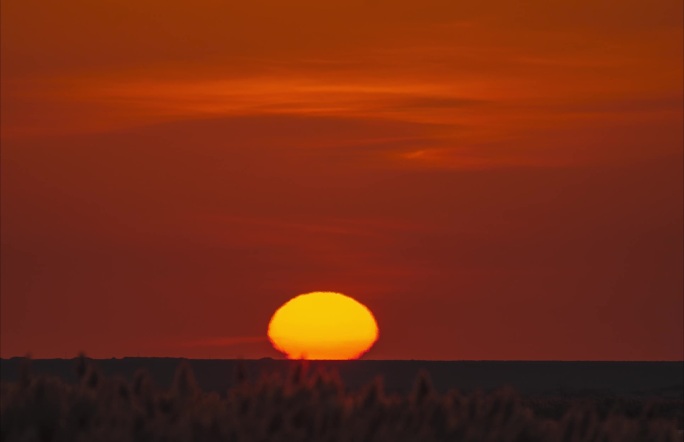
xmin=267 ymin=291 xmax=379 ymax=360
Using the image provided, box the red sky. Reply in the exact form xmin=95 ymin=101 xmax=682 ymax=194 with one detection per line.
xmin=1 ymin=0 xmax=682 ymax=360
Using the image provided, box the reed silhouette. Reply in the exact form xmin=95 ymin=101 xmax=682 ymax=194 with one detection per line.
xmin=1 ymin=357 xmax=681 ymax=441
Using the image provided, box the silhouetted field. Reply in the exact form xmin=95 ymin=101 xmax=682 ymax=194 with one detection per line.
xmin=3 ymin=358 xmax=683 ymax=397
xmin=1 ymin=357 xmax=682 ymax=441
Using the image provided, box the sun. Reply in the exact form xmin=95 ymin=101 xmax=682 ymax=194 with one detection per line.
xmin=267 ymin=291 xmax=379 ymax=360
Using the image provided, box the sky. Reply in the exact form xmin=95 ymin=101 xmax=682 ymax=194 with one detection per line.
xmin=1 ymin=0 xmax=682 ymax=360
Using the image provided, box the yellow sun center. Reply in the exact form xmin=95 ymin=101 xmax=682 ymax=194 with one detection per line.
xmin=267 ymin=291 xmax=379 ymax=360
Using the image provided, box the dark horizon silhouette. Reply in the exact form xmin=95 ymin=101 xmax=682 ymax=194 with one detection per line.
xmin=2 ymin=357 xmax=682 ymax=397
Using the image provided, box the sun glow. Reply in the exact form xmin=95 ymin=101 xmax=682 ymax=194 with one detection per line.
xmin=267 ymin=291 xmax=379 ymax=360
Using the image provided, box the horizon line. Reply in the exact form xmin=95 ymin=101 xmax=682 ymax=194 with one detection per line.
xmin=2 ymin=356 xmax=682 ymax=363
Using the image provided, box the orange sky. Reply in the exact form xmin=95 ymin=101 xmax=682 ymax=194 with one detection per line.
xmin=2 ymin=0 xmax=682 ymax=360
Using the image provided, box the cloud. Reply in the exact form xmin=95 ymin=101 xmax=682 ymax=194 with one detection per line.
xmin=181 ymin=337 xmax=267 ymax=348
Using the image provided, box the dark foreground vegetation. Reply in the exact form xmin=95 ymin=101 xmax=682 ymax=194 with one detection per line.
xmin=1 ymin=357 xmax=682 ymax=442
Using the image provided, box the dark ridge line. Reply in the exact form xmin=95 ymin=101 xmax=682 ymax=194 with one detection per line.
xmin=2 ymin=357 xmax=683 ymax=363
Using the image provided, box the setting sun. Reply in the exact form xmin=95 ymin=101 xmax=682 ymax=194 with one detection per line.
xmin=267 ymin=291 xmax=379 ymax=360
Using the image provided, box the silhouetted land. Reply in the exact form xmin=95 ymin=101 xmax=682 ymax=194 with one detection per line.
xmin=1 ymin=358 xmax=683 ymax=441
xmin=1 ymin=358 xmax=682 ymax=397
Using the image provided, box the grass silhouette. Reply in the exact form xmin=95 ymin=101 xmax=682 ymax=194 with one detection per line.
xmin=1 ymin=356 xmax=681 ymax=441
